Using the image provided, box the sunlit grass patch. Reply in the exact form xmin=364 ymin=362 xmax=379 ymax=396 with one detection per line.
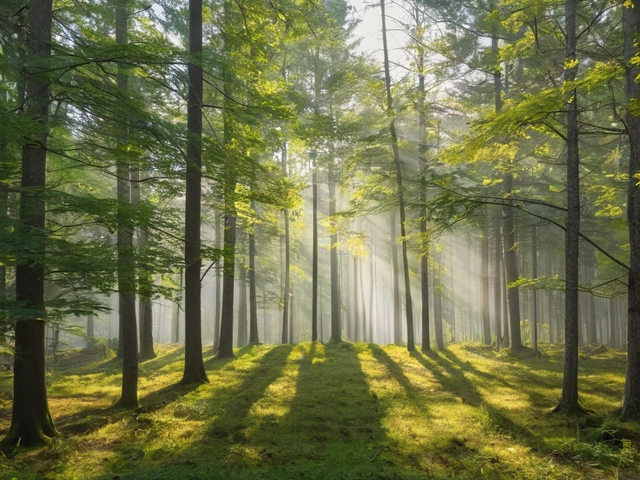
xmin=0 ymin=341 xmax=638 ymax=479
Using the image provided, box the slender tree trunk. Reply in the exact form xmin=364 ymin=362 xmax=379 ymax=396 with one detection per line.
xmin=281 ymin=147 xmax=290 ymax=344
xmin=115 ymin=0 xmax=139 ymax=407
xmin=311 ymin=153 xmax=319 ymax=342
xmin=434 ymin=248 xmax=444 ymax=349
xmin=217 ymin=1 xmax=238 ymax=358
xmin=390 ymin=211 xmax=401 ymax=344
xmin=87 ymin=314 xmax=95 ymax=346
xmin=493 ymin=213 xmax=502 ymax=349
xmin=131 ymin=168 xmax=155 ymax=360
xmin=501 ymin=251 xmax=510 ymax=348
xmin=481 ymin=226 xmax=491 ymax=345
xmin=532 ymin=226 xmax=538 ymax=355
xmin=238 ymin=258 xmax=247 ymax=348
xmin=213 ymin=211 xmax=222 ymax=352
xmin=623 ymin=0 xmax=640 ymax=420
xmin=218 ymin=211 xmax=237 ymax=357
xmin=329 ymin=166 xmax=341 ymax=342
xmin=556 ymin=0 xmax=581 ymax=414
xmin=248 ymin=211 xmax=259 ymax=345
xmin=381 ymin=0 xmax=415 ymax=351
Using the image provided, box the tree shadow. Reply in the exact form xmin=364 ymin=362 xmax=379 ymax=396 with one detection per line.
xmin=253 ymin=342 xmax=406 ymax=478
xmin=414 ymin=349 xmax=545 ymax=450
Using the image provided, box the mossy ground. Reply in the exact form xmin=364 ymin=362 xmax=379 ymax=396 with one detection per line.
xmin=0 ymin=342 xmax=638 ymax=479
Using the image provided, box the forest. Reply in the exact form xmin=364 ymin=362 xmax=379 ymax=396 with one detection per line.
xmin=1 ymin=0 xmax=640 ymax=478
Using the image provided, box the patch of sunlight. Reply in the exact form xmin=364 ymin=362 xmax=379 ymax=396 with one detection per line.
xmin=246 ymin=346 xmax=302 ymax=425
xmin=479 ymin=385 xmax=531 ymax=412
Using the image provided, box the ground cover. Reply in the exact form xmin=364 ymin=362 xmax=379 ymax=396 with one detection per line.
xmin=0 ymin=342 xmax=638 ymax=479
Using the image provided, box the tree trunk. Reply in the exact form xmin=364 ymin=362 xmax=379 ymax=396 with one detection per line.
xmin=481 ymin=226 xmax=491 ymax=345
xmin=532 ymin=226 xmax=538 ymax=355
xmin=217 ymin=211 xmax=237 ymax=357
xmin=115 ymin=0 xmax=139 ymax=407
xmin=434 ymin=248 xmax=444 ymax=350
xmin=381 ymin=0 xmax=415 ymax=351
xmin=213 ymin=210 xmax=222 ymax=352
xmin=248 ymin=211 xmax=260 ymax=345
xmin=281 ymin=146 xmax=290 ymax=344
xmin=2 ymin=0 xmax=58 ymax=447
xmin=493 ymin=213 xmax=502 ymax=349
xmin=131 ymin=165 xmax=155 ymax=360
xmin=390 ymin=210 xmax=401 ymax=344
xmin=311 ymin=153 xmax=319 ymax=342
xmin=556 ymin=0 xmax=581 ymax=414
xmin=623 ymin=0 xmax=640 ymax=420
xmin=329 ymin=166 xmax=341 ymax=343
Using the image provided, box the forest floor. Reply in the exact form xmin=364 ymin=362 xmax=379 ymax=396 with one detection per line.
xmin=0 ymin=341 xmax=639 ymax=479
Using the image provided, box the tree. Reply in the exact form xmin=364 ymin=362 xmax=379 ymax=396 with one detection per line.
xmin=380 ymin=0 xmax=415 ymax=352
xmin=2 ymin=0 xmax=58 ymax=446
xmin=554 ymin=0 xmax=582 ymax=415
xmin=622 ymin=0 xmax=640 ymax=420
xmin=115 ymin=0 xmax=139 ymax=408
xmin=181 ymin=0 xmax=208 ymax=384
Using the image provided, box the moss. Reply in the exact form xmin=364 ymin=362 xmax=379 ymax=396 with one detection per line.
xmin=0 ymin=342 xmax=637 ymax=479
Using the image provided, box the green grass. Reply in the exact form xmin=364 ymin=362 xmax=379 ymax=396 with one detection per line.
xmin=0 ymin=342 xmax=638 ymax=479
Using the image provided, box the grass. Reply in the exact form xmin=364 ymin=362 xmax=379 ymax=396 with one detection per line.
xmin=0 ymin=342 xmax=638 ymax=479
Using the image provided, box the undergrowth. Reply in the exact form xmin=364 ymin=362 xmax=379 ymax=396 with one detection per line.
xmin=0 ymin=342 xmax=638 ymax=479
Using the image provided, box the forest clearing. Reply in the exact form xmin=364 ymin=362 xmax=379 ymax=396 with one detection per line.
xmin=1 ymin=342 xmax=638 ymax=480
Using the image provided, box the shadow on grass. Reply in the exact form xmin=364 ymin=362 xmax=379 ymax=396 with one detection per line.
xmin=202 ymin=344 xmax=294 ymax=441
xmin=259 ymin=342 xmax=410 ymax=479
xmin=415 ymin=349 xmax=548 ymax=453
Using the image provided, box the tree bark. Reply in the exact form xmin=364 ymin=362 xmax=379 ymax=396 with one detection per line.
xmin=248 ymin=210 xmax=260 ymax=345
xmin=531 ymin=226 xmax=538 ymax=355
xmin=115 ymin=0 xmax=139 ymax=407
xmin=180 ymin=0 xmax=208 ymax=384
xmin=555 ymin=0 xmax=581 ymax=415
xmin=493 ymin=211 xmax=502 ymax=349
xmin=481 ymin=226 xmax=491 ymax=345
xmin=622 ymin=0 xmax=640 ymax=420
xmin=281 ymin=143 xmax=290 ymax=344
xmin=329 ymin=166 xmax=342 ymax=343
xmin=2 ymin=0 xmax=58 ymax=446
xmin=381 ymin=0 xmax=415 ymax=351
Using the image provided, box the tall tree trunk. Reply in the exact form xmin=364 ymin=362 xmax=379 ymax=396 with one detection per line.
xmin=181 ymin=0 xmax=208 ymax=384
xmin=623 ymin=0 xmax=640 ymax=420
xmin=281 ymin=145 xmax=290 ymax=344
xmin=213 ymin=211 xmax=222 ymax=352
xmin=248 ymin=209 xmax=259 ymax=345
xmin=238 ymin=257 xmax=247 ymax=348
xmin=217 ymin=211 xmax=237 ymax=357
xmin=556 ymin=0 xmax=581 ymax=414
xmin=532 ymin=226 xmax=538 ymax=355
xmin=217 ymin=1 xmax=238 ymax=358
xmin=434 ymin=248 xmax=444 ymax=349
xmin=481 ymin=226 xmax=491 ymax=345
xmin=131 ymin=168 xmax=155 ymax=360
xmin=311 ymin=152 xmax=319 ymax=342
xmin=381 ymin=0 xmax=415 ymax=351
xmin=2 ymin=0 xmax=57 ymax=446
xmin=493 ymin=213 xmax=502 ymax=349
xmin=329 ymin=166 xmax=341 ymax=342
xmin=115 ymin=0 xmax=139 ymax=407
xmin=390 ymin=211 xmax=401 ymax=344
xmin=87 ymin=314 xmax=95 ymax=346
xmin=417 ymin=9 xmax=430 ymax=353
